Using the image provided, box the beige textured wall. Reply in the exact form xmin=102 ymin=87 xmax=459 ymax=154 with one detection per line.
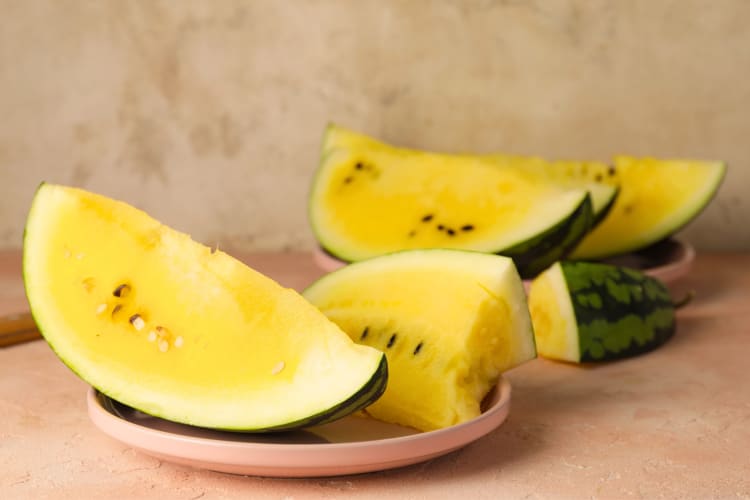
xmin=1 ymin=0 xmax=748 ymax=251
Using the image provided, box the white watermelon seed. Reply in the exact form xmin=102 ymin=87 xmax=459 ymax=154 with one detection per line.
xmin=129 ymin=314 xmax=145 ymax=331
xmin=271 ymin=361 xmax=285 ymax=375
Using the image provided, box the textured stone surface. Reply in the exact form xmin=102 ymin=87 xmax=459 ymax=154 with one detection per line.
xmin=0 ymin=0 xmax=748 ymax=250
xmin=1 ymin=250 xmax=750 ymax=498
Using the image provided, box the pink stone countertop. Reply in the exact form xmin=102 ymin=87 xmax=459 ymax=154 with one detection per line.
xmin=1 ymin=250 xmax=749 ymax=499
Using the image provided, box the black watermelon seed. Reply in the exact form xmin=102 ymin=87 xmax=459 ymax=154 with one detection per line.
xmin=387 ymin=333 xmax=397 ymax=348
xmin=461 ymin=224 xmax=474 ymax=232
xmin=408 ymin=230 xmax=416 ymax=238
xmin=595 ymin=173 xmax=603 ymax=182
xmin=413 ymin=342 xmax=423 ymax=355
xmin=360 ymin=327 xmax=369 ymax=340
xmin=437 ymin=225 xmax=445 ymax=231
xmin=421 ymin=214 xmax=434 ymax=222
xmin=355 ymin=162 xmax=363 ymax=170
xmin=446 ymin=228 xmax=456 ymax=236
xmin=608 ymin=165 xmax=617 ymax=176
xmin=113 ymin=284 xmax=131 ymax=297
xmin=343 ymin=176 xmax=353 ymax=184
xmin=111 ymin=304 xmax=122 ymax=317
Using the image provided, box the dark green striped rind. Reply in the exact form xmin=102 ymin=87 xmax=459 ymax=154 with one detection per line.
xmin=504 ymin=195 xmax=593 ymax=279
xmin=560 ymin=261 xmax=675 ymax=362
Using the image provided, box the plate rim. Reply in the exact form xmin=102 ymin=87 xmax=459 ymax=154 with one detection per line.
xmin=87 ymin=378 xmax=511 ymax=476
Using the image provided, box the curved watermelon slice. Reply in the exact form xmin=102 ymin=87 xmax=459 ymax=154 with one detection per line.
xmin=570 ymin=156 xmax=726 ymax=259
xmin=23 ymin=183 xmax=387 ymax=431
xmin=303 ymin=248 xmax=536 ymax=431
xmin=309 ymin=125 xmax=596 ymax=278
xmin=528 ymin=260 xmax=676 ymax=362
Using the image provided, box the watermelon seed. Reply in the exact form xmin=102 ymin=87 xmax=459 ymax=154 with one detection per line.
xmin=437 ymin=225 xmax=445 ymax=231
xmin=360 ymin=327 xmax=369 ymax=340
xmin=147 ymin=330 xmax=157 ymax=342
xmin=129 ymin=314 xmax=145 ymax=331
xmin=461 ymin=225 xmax=474 ymax=232
xmin=95 ymin=303 xmax=107 ymax=315
xmin=386 ymin=333 xmax=397 ymax=349
xmin=595 ymin=174 xmax=603 ymax=182
xmin=111 ymin=304 xmax=123 ymax=317
xmin=75 ymin=253 xmax=85 ymax=260
xmin=421 ymin=214 xmax=434 ymax=222
xmin=343 ymin=176 xmax=353 ymax=184
xmin=624 ymin=204 xmax=634 ymax=214
xmin=413 ymin=342 xmax=423 ymax=355
xmin=174 ymin=336 xmax=184 ymax=348
xmin=355 ymin=162 xmax=363 ymax=170
xmin=158 ymin=339 xmax=169 ymax=352
xmin=271 ymin=361 xmax=285 ymax=375
xmin=82 ymin=277 xmax=96 ymax=292
xmin=408 ymin=230 xmax=416 ymax=238
xmin=446 ymin=228 xmax=456 ymax=236
xmin=113 ymin=284 xmax=131 ymax=298
xmin=608 ymin=165 xmax=617 ymax=176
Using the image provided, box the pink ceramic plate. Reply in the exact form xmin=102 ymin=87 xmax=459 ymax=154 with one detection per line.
xmin=313 ymin=239 xmax=695 ymax=285
xmin=599 ymin=238 xmax=695 ymax=284
xmin=87 ymin=378 xmax=511 ymax=477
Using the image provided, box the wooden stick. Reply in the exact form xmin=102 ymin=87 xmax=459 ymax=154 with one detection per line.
xmin=0 ymin=311 xmax=42 ymax=348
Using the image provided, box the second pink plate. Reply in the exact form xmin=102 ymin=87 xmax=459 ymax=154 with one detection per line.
xmin=87 ymin=378 xmax=511 ymax=477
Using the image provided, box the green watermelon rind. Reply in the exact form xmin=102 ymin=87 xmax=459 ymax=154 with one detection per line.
xmin=559 ymin=261 xmax=676 ymax=362
xmin=589 ymin=185 xmax=619 ymax=227
xmin=502 ymin=194 xmax=593 ymax=279
xmin=240 ymin=355 xmax=388 ymax=432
